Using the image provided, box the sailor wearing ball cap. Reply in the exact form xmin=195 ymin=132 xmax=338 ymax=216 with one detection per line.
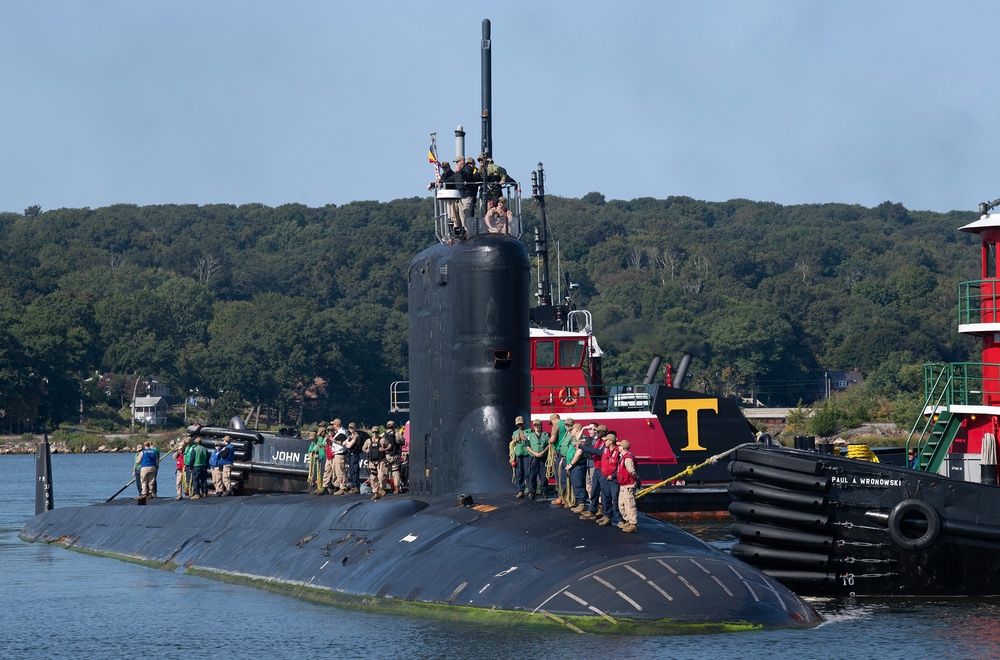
xmin=511 ymin=416 xmax=530 ymax=498
xmin=454 ymin=156 xmax=476 ymax=236
xmin=616 ymin=439 xmax=639 ymax=533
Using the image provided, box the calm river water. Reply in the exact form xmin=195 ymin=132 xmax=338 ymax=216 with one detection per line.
xmin=3 ymin=452 xmax=1000 ymax=659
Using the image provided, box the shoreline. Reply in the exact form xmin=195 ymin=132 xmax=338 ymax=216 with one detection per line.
xmin=0 ymin=442 xmax=138 ymax=455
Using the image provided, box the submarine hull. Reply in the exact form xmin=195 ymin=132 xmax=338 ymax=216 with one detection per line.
xmin=21 ymin=494 xmax=819 ymax=633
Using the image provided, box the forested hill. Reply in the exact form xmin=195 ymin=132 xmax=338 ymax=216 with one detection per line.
xmin=0 ymin=195 xmax=981 ymax=430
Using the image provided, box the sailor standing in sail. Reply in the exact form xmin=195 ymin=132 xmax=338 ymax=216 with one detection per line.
xmin=429 ymin=161 xmax=460 ymax=233
xmin=455 ymin=157 xmax=477 ymax=236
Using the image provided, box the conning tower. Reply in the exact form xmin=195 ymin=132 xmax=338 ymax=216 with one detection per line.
xmin=408 ymin=19 xmax=531 ymax=496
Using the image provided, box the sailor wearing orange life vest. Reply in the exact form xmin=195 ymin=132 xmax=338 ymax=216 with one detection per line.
xmin=616 ymin=439 xmax=639 ymax=533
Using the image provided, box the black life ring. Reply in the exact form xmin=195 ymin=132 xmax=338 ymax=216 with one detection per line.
xmin=887 ymin=499 xmax=940 ymax=551
xmin=558 ymin=388 xmax=577 ymax=406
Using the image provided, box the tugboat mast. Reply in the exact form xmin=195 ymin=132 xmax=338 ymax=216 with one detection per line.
xmin=531 ymin=163 xmax=552 ymax=308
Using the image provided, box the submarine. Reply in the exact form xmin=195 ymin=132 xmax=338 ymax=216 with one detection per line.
xmin=20 ymin=20 xmax=820 ymax=634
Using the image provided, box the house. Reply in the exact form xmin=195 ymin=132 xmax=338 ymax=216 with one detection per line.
xmin=147 ymin=379 xmax=171 ymax=398
xmin=819 ymin=369 xmax=864 ymax=399
xmin=133 ymin=396 xmax=168 ymax=426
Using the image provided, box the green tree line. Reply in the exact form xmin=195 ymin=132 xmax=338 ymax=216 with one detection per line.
xmin=0 ymin=193 xmax=980 ymax=433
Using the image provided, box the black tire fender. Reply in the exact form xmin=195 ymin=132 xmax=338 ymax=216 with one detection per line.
xmin=887 ymin=498 xmax=940 ymax=551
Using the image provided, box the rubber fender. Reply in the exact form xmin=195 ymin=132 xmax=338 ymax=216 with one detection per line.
xmin=760 ymin=569 xmax=840 ymax=585
xmin=729 ymin=460 xmax=830 ymax=493
xmin=731 ymin=542 xmax=831 ymax=569
xmin=732 ymin=447 xmax=825 ymax=475
xmin=730 ymin=522 xmax=835 ymax=551
xmin=728 ymin=480 xmax=826 ymax=509
xmin=729 ymin=501 xmax=829 ymax=529
xmin=887 ymin=498 xmax=940 ymax=551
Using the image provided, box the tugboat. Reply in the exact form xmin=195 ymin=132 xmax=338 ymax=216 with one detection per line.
xmin=728 ymin=197 xmax=1000 ymax=596
xmin=20 ymin=20 xmax=820 ymax=633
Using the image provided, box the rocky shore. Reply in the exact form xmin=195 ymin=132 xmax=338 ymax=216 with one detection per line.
xmin=0 ymin=437 xmax=150 ymax=455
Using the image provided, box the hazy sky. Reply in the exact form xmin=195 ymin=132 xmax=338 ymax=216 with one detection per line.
xmin=3 ymin=1 xmax=998 ymax=214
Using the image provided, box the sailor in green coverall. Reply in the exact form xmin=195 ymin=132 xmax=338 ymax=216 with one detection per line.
xmin=525 ymin=419 xmax=549 ymax=499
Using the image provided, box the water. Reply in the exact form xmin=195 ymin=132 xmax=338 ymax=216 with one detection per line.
xmin=3 ymin=454 xmax=1000 ymax=659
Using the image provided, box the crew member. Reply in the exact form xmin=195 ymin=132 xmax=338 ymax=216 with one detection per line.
xmin=577 ymin=425 xmax=608 ymax=520
xmin=565 ymin=423 xmax=589 ymax=513
xmin=511 ymin=416 xmax=530 ymax=498
xmin=307 ymin=431 xmax=323 ymax=493
xmin=345 ymin=423 xmax=364 ymax=494
xmin=138 ymin=441 xmax=159 ymax=499
xmin=455 ymin=157 xmax=476 ymax=236
xmin=478 ymin=155 xmax=514 ymax=205
xmin=319 ymin=430 xmax=337 ymax=494
xmin=429 ymin=161 xmax=460 ymax=231
xmin=616 ymin=439 xmax=640 ymax=533
xmin=525 ymin=419 xmax=549 ymax=499
xmin=329 ymin=419 xmax=349 ymax=494
xmin=383 ymin=421 xmax=402 ymax=493
xmin=219 ymin=435 xmax=235 ymax=495
xmin=209 ymin=442 xmax=223 ymax=496
xmin=548 ymin=414 xmax=568 ymax=506
xmin=364 ymin=427 xmax=388 ymax=501
xmin=133 ymin=447 xmax=142 ymax=497
xmin=559 ymin=418 xmax=578 ymax=509
xmin=187 ymin=438 xmax=209 ymax=499
xmin=174 ymin=441 xmax=188 ymax=500
xmin=596 ymin=433 xmax=623 ymax=527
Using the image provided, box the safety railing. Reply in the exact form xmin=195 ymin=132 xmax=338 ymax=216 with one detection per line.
xmin=390 ymin=381 xmax=410 ymax=413
xmin=920 ymin=362 xmax=1000 ymax=408
xmin=959 ymin=280 xmax=1000 ymax=326
xmin=532 ymin=383 xmax=655 ymax=414
xmin=430 ymin=181 xmax=521 ymax=243
xmin=387 ymin=381 xmax=655 ymax=415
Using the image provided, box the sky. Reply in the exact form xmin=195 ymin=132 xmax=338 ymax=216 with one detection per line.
xmin=2 ymin=0 xmax=999 ymax=215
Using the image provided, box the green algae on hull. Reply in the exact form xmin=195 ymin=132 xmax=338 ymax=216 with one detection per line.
xmin=186 ymin=566 xmax=762 ymax=636
xmin=19 ymin=534 xmax=765 ymax=635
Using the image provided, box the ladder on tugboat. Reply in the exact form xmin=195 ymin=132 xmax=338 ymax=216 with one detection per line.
xmin=907 ymin=364 xmax=963 ymax=474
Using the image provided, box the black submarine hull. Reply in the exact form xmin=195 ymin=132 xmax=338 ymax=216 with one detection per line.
xmin=21 ymin=492 xmax=819 ymax=633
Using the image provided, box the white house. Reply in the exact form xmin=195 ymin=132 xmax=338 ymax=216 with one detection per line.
xmin=133 ymin=396 xmax=168 ymax=426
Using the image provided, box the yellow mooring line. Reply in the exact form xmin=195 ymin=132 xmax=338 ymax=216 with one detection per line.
xmin=635 ymin=442 xmax=756 ymax=500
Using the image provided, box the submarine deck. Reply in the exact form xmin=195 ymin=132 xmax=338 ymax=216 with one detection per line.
xmin=21 ymin=492 xmax=819 ymax=634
